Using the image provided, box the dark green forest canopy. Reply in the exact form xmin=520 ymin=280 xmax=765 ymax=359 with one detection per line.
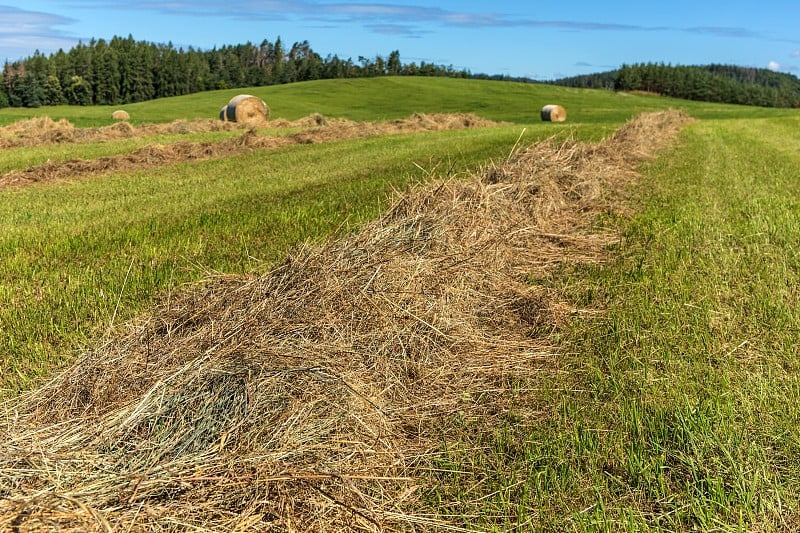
xmin=552 ymin=63 xmax=800 ymax=108
xmin=0 ymin=35 xmax=469 ymax=108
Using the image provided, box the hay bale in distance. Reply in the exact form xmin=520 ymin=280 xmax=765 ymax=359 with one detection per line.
xmin=224 ymin=95 xmax=270 ymax=125
xmin=219 ymin=105 xmax=228 ymax=122
xmin=111 ymin=110 xmax=130 ymax=121
xmin=540 ymin=104 xmax=567 ymax=122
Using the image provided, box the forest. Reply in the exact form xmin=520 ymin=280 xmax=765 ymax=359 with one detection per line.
xmin=0 ymin=35 xmax=468 ymax=108
xmin=6 ymin=37 xmax=800 ymax=110
xmin=553 ymin=63 xmax=800 ymax=108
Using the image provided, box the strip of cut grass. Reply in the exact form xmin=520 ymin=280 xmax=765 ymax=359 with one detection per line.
xmin=426 ymin=115 xmax=800 ymax=530
xmin=0 ymin=130 xmax=244 ymax=174
xmin=0 ymin=125 xmax=540 ymax=395
xmin=0 ymin=120 xmax=559 ymax=177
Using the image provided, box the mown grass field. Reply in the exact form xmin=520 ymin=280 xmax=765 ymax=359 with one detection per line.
xmin=1 ymin=77 xmax=799 ymax=530
xmin=426 ymin=114 xmax=800 ymax=531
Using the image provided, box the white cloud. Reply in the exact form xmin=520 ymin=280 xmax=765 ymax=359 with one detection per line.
xmin=767 ymin=60 xmax=781 ymax=71
xmin=792 ymin=50 xmax=800 ymax=58
xmin=0 ymin=5 xmax=79 ymax=59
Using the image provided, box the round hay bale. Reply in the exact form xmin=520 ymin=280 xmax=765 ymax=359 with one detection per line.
xmin=219 ymin=105 xmax=228 ymax=122
xmin=225 ymin=95 xmax=270 ymax=125
xmin=111 ymin=110 xmax=130 ymax=121
xmin=540 ymin=104 xmax=567 ymax=122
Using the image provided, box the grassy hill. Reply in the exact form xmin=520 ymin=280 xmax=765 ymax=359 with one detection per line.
xmin=1 ymin=76 xmax=796 ymax=128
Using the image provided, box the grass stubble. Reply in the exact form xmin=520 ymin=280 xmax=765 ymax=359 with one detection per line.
xmin=0 ymin=110 xmax=695 ymax=531
xmin=440 ymin=116 xmax=800 ymax=531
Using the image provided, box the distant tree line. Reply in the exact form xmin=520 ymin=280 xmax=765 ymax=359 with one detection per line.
xmin=0 ymin=35 xmax=470 ymax=108
xmin=552 ymin=63 xmax=800 ymax=108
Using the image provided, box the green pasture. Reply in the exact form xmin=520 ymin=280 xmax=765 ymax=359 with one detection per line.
xmin=1 ymin=77 xmax=795 ymax=129
xmin=428 ymin=114 xmax=800 ymax=530
xmin=1 ymin=77 xmax=800 ymax=530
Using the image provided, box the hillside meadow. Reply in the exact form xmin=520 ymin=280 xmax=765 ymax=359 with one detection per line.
xmin=2 ymin=76 xmax=796 ymax=128
xmin=1 ymin=77 xmax=799 ymax=530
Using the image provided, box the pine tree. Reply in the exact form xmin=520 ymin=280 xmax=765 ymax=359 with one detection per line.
xmin=43 ymin=75 xmax=66 ymax=105
xmin=92 ymin=39 xmax=121 ymax=104
xmin=387 ymin=50 xmax=401 ymax=75
xmin=21 ymin=76 xmax=46 ymax=107
xmin=65 ymin=75 xmax=92 ymax=106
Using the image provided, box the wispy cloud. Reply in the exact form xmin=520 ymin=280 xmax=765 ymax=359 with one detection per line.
xmin=767 ymin=60 xmax=781 ymax=71
xmin=0 ymin=5 xmax=80 ymax=59
xmin=363 ymin=23 xmax=429 ymax=38
xmin=64 ymin=1 xmax=667 ymax=33
xmin=7 ymin=0 xmax=796 ymax=66
xmin=792 ymin=50 xmax=800 ymax=58
xmin=574 ymin=61 xmax=619 ymax=71
xmin=684 ymin=26 xmax=761 ymax=39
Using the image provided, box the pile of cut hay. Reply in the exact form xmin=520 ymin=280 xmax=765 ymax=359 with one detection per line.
xmin=0 ymin=110 xmax=692 ymax=531
xmin=0 ymin=113 xmax=490 ymax=153
xmin=0 ymin=116 xmax=77 ymax=146
xmin=0 ymin=117 xmax=243 ymax=149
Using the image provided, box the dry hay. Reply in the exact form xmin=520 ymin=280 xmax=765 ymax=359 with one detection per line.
xmin=0 ymin=116 xmax=77 ymax=146
xmin=0 ymin=110 xmax=692 ymax=531
xmin=0 ymin=113 xmax=502 ymax=189
xmin=392 ymin=112 xmax=494 ymax=131
xmin=284 ymin=113 xmax=500 ymax=145
xmin=111 ymin=110 xmax=130 ymax=121
xmin=0 ymin=117 xmax=243 ymax=149
xmin=225 ymin=94 xmax=270 ymax=125
xmin=0 ymin=132 xmax=280 ymax=188
xmin=540 ymin=104 xmax=567 ymax=122
xmin=0 ymin=112 xmax=490 ymax=152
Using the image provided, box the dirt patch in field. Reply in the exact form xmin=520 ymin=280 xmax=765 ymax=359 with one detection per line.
xmin=0 ymin=113 xmax=501 ymax=188
xmin=0 ymin=110 xmax=693 ymax=531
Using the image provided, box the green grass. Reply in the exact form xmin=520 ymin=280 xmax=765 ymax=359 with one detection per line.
xmin=2 ymin=77 xmax=800 ymax=528
xmin=0 ymin=124 xmax=536 ymax=394
xmin=427 ymin=115 xmax=800 ymax=530
xmin=2 ymin=77 xmax=796 ymax=129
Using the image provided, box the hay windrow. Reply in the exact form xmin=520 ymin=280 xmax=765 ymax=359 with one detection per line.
xmin=0 ymin=117 xmax=244 ymax=149
xmin=0 ymin=110 xmax=693 ymax=531
xmin=0 ymin=113 xmax=501 ymax=189
xmin=0 ymin=112 xmax=498 ymax=151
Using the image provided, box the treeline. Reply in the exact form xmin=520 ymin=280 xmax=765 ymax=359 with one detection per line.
xmin=0 ymin=35 xmax=469 ymax=108
xmin=553 ymin=63 xmax=800 ymax=108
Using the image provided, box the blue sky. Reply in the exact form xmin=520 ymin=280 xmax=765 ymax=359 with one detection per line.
xmin=2 ymin=1 xmax=799 ymax=79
